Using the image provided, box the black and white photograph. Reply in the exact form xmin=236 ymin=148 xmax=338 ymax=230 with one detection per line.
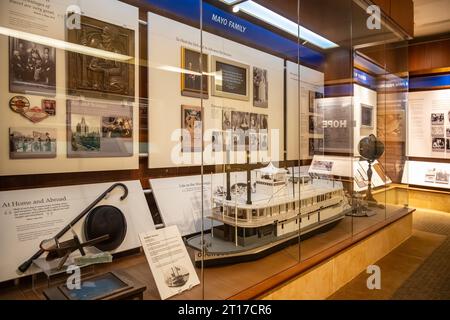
xmin=250 ymin=113 xmax=260 ymax=131
xmin=181 ymin=105 xmax=202 ymax=153
xmin=164 ymin=265 xmax=190 ymax=288
xmin=211 ymin=56 xmax=249 ymax=101
xmin=311 ymin=160 xmax=334 ymax=172
xmin=253 ymin=67 xmax=268 ymax=108
xmin=446 ymin=128 xmax=450 ymax=137
xmin=9 ymin=38 xmax=56 ymax=96
xmin=361 ymin=104 xmax=374 ymax=128
xmin=67 ymin=100 xmax=133 ymax=158
xmin=212 ymin=131 xmax=223 ymax=152
xmin=435 ymin=170 xmax=450 ymax=184
xmin=181 ymin=47 xmax=209 ymax=99
xmin=431 ymin=125 xmax=445 ymax=137
xmin=447 ymin=138 xmax=450 ymax=151
xmin=432 ymin=137 xmax=446 ymax=152
xmin=9 ymin=128 xmax=56 ymax=159
xmin=431 ymin=113 xmax=445 ymax=125
xmin=222 ymin=110 xmax=232 ymax=131
xmin=233 ymin=130 xmax=246 ymax=152
xmin=309 ymin=91 xmax=324 ymax=113
xmin=260 ymin=114 xmax=269 ymax=132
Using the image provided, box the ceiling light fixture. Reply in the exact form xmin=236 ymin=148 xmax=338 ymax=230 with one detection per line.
xmin=219 ymin=0 xmax=339 ymax=49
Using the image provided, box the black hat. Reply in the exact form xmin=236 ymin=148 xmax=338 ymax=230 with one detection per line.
xmin=84 ymin=205 xmax=127 ymax=252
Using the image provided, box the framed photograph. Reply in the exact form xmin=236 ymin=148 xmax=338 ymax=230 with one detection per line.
xmin=309 ymin=138 xmax=324 ymax=156
xmin=447 ymin=139 xmax=450 ymax=151
xmin=253 ymin=67 xmax=268 ymax=108
xmin=211 ymin=56 xmax=249 ymax=101
xmin=9 ymin=127 xmax=56 ymax=159
xmin=67 ymin=100 xmax=133 ymax=158
xmin=431 ymin=113 xmax=444 ymax=125
xmin=9 ymin=37 xmax=56 ymax=96
xmin=361 ymin=104 xmax=374 ymax=128
xmin=181 ymin=105 xmax=202 ymax=153
xmin=181 ymin=47 xmax=208 ymax=99
xmin=67 ymin=14 xmax=135 ymax=101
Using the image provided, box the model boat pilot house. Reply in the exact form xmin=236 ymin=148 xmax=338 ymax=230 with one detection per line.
xmin=0 ymin=0 xmax=449 ymax=301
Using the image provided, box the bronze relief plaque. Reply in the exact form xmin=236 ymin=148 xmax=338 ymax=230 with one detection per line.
xmin=67 ymin=15 xmax=135 ymax=101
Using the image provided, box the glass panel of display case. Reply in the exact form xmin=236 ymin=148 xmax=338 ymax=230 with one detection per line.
xmin=352 ymin=1 xmax=410 ymax=236
xmin=295 ymin=0 xmax=355 ymax=265
xmin=198 ymin=0 xmax=304 ymax=299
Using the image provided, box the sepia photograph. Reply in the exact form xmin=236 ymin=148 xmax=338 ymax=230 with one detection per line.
xmin=9 ymin=37 xmax=56 ymax=96
xmin=9 ymin=128 xmax=56 ymax=159
xmin=253 ymin=67 xmax=268 ymax=108
xmin=259 ymin=133 xmax=268 ymax=151
xmin=249 ymin=132 xmax=259 ymax=151
xmin=432 ymin=137 xmax=446 ymax=152
xmin=181 ymin=47 xmax=209 ymax=99
xmin=309 ymin=115 xmax=324 ymax=134
xmin=309 ymin=138 xmax=324 ymax=156
xmin=431 ymin=113 xmax=444 ymax=125
xmin=222 ymin=110 xmax=232 ymax=131
xmin=70 ymin=114 xmax=101 ymax=153
xmin=447 ymin=138 xmax=450 ymax=151
xmin=102 ymin=116 xmax=133 ymax=138
xmin=435 ymin=170 xmax=450 ymax=185
xmin=250 ymin=113 xmax=260 ymax=131
xmin=431 ymin=125 xmax=445 ymax=137
xmin=446 ymin=128 xmax=450 ymax=137
xmin=181 ymin=105 xmax=202 ymax=153
xmin=260 ymin=114 xmax=269 ymax=131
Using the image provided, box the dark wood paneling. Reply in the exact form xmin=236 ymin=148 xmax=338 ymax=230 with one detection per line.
xmin=372 ymin=0 xmax=391 ymax=15
xmin=409 ymin=38 xmax=450 ymax=73
xmin=390 ymin=0 xmax=414 ymax=37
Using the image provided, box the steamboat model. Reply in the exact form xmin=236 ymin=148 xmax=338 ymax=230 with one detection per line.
xmin=186 ymin=162 xmax=351 ymax=266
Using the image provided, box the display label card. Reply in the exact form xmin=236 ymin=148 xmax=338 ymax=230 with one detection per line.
xmin=139 ymin=225 xmax=200 ymax=300
xmin=0 ymin=180 xmax=154 ymax=282
xmin=150 ymin=172 xmax=247 ymax=236
xmin=402 ymin=160 xmax=450 ymax=189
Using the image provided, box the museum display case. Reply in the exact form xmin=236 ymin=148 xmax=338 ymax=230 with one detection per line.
xmin=0 ymin=0 xmax=427 ymax=301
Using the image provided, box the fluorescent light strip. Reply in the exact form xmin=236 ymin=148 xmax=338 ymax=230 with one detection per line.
xmin=0 ymin=26 xmax=134 ymax=62
xmin=218 ymin=0 xmax=243 ymax=4
xmin=233 ymin=1 xmax=339 ymax=49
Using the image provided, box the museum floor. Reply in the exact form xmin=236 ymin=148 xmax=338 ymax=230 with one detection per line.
xmin=329 ymin=209 xmax=450 ymax=300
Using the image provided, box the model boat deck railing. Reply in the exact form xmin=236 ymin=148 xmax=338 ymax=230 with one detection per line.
xmin=210 ymin=197 xmax=343 ymax=228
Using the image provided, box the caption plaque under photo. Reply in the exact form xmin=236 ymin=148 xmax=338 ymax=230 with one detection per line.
xmin=67 ymin=14 xmax=135 ymax=101
xmin=181 ymin=47 xmax=209 ymax=99
xmin=67 ymin=100 xmax=133 ymax=158
xmin=211 ymin=56 xmax=250 ymax=101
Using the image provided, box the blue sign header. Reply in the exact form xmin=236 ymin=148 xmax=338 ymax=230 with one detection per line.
xmin=144 ymin=0 xmax=325 ymax=69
